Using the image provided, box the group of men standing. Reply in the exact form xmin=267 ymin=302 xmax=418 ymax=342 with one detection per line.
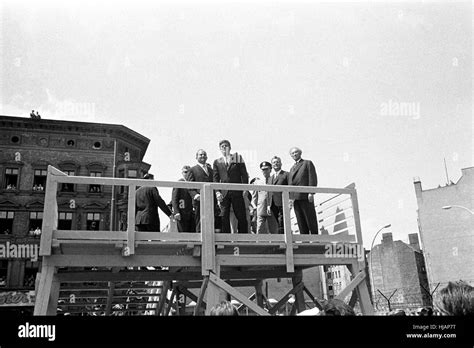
xmin=135 ymin=139 xmax=320 ymax=235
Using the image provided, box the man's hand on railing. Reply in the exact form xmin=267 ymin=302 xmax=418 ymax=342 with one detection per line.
xmin=193 ymin=194 xmax=200 ymax=201
xmin=216 ymin=191 xmax=223 ymax=203
xmin=308 ymin=193 xmax=314 ymax=203
xmin=267 ymin=206 xmax=272 ymax=216
xmin=174 ymin=213 xmax=181 ymax=221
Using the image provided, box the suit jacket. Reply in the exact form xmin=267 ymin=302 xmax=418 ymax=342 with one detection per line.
xmin=135 ymin=186 xmax=172 ymax=227
xmin=171 ymin=178 xmax=194 ymax=217
xmin=213 ymin=153 xmax=249 ymax=197
xmin=288 ymin=159 xmax=318 ymax=200
xmin=271 ymin=170 xmax=289 ymax=207
xmin=187 ymin=163 xmax=213 ymax=199
xmin=251 ymin=183 xmax=273 ymax=217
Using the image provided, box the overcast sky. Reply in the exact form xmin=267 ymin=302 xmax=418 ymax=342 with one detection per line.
xmin=1 ymin=0 xmax=472 ymax=248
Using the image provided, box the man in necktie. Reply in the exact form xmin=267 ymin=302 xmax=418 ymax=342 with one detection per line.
xmin=187 ymin=149 xmax=221 ymax=232
xmin=288 ymin=147 xmax=319 ymax=234
xmin=269 ymin=156 xmax=289 ymax=234
xmin=213 ymin=140 xmax=249 ymax=233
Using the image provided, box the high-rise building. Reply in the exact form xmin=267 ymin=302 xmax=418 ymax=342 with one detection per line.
xmin=413 ymin=167 xmax=474 ymax=292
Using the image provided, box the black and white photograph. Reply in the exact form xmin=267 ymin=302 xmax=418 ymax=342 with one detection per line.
xmin=0 ymin=0 xmax=472 ymax=346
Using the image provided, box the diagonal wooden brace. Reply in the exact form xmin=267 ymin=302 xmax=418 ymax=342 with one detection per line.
xmin=208 ymin=273 xmax=269 ymax=316
xmin=335 ymin=269 xmax=366 ymax=301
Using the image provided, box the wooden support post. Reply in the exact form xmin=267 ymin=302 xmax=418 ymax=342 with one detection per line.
xmin=165 ymin=287 xmax=177 ymax=316
xmin=40 ymin=166 xmax=63 ymax=256
xmin=201 ymin=184 xmax=215 ymax=275
xmin=350 ymin=188 xmax=363 ymax=246
xmin=105 ymin=268 xmax=120 ymax=316
xmin=205 ymin=267 xmax=225 ymax=315
xmin=292 ymin=269 xmax=306 ymax=313
xmin=194 ymin=276 xmax=209 ymax=316
xmin=255 ymin=280 xmax=264 ymax=308
xmin=34 ymin=259 xmax=57 ymax=315
xmin=282 ymin=191 xmax=294 ymax=273
xmin=46 ymin=275 xmax=60 ymax=315
xmin=156 ymin=281 xmax=171 ymax=316
xmin=126 ymin=184 xmax=136 ymax=255
xmin=349 ymin=262 xmax=374 ymax=315
xmin=175 ymin=288 xmax=183 ymax=316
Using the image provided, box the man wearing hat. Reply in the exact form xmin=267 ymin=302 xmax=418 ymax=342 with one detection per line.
xmin=251 ymin=161 xmax=278 ymax=234
xmin=135 ymin=173 xmax=173 ymax=232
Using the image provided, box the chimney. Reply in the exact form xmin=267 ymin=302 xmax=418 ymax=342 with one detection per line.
xmin=408 ymin=233 xmax=420 ymax=251
xmin=413 ymin=177 xmax=423 ymax=203
xmin=382 ymin=232 xmax=393 ymax=245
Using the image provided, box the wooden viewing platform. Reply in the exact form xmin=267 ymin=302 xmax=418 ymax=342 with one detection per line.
xmin=34 ymin=166 xmax=374 ymax=316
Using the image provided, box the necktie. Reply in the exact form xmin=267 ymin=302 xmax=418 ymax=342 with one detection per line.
xmin=203 ymin=165 xmax=208 ymax=176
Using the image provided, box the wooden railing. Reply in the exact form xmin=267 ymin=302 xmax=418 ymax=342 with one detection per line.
xmin=40 ymin=166 xmax=363 ymax=276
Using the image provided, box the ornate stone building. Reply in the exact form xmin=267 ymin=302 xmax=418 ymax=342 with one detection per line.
xmin=0 ymin=115 xmax=150 ymax=294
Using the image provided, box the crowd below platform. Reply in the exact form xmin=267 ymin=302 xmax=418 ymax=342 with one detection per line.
xmin=210 ymin=280 xmax=473 ymax=316
xmin=295 ymin=280 xmax=473 ymax=316
xmin=135 ymin=139 xmax=320 ymax=236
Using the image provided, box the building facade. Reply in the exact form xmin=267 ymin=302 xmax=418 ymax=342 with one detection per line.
xmin=414 ymin=167 xmax=474 ymax=292
xmin=369 ymin=232 xmax=430 ymax=312
xmin=0 ymin=115 xmax=150 ymax=297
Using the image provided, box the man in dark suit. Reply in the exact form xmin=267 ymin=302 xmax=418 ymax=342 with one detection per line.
xmin=288 ymin=147 xmax=319 ymax=235
xmin=187 ymin=149 xmax=221 ymax=232
xmin=213 ymin=140 xmax=249 ymax=233
xmin=135 ymin=173 xmax=173 ymax=232
xmin=270 ymin=156 xmax=289 ymax=234
xmin=172 ymin=166 xmax=195 ymax=232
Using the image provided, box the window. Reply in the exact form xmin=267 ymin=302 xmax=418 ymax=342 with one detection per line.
xmin=0 ymin=260 xmax=7 ymax=288
xmin=87 ymin=213 xmax=101 ymax=230
xmin=33 ymin=169 xmax=47 ymax=191
xmin=93 ymin=141 xmax=102 ymax=149
xmin=61 ymin=170 xmax=75 ymax=192
xmin=89 ymin=172 xmax=102 ymax=193
xmin=328 ymin=285 xmax=333 ymax=291
xmin=23 ymin=260 xmax=39 ymax=288
xmin=128 ymin=169 xmax=137 ymax=178
xmin=29 ymin=211 xmax=43 ymax=232
xmin=58 ymin=212 xmax=73 ymax=230
xmin=0 ymin=211 xmax=14 ymax=234
xmin=4 ymin=168 xmax=19 ymax=189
